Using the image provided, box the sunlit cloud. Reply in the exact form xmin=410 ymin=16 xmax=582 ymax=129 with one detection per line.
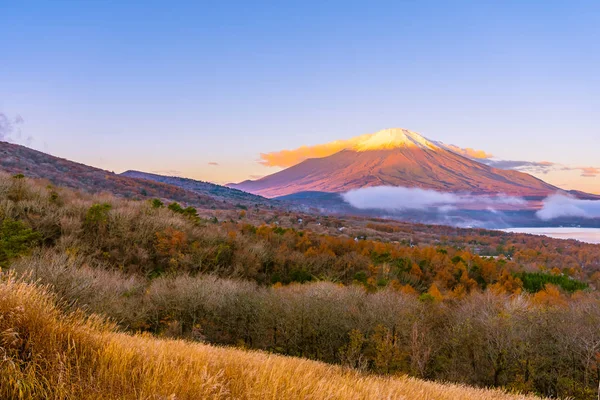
xmin=437 ymin=143 xmax=493 ymax=159
xmin=259 ymin=137 xmax=366 ymax=167
xmin=208 ymin=162 xmax=219 ymax=166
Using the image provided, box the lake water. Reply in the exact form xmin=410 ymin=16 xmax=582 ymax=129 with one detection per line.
xmin=502 ymin=227 xmax=600 ymax=244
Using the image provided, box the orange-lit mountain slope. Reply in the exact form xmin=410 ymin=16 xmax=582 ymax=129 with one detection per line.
xmin=231 ymin=128 xmax=560 ymax=198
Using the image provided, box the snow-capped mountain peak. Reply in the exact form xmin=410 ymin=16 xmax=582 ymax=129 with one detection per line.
xmin=351 ymin=128 xmax=438 ymax=152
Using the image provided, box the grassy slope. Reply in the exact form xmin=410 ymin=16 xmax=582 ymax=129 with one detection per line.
xmin=0 ymin=276 xmax=543 ymax=400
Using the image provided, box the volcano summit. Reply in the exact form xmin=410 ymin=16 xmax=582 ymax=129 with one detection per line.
xmin=230 ymin=128 xmax=559 ymax=199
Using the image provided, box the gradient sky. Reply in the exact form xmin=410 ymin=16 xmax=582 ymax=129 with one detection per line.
xmin=1 ymin=1 xmax=599 ymax=192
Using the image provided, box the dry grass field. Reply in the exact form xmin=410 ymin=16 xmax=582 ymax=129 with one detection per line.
xmin=0 ymin=274 xmax=545 ymax=400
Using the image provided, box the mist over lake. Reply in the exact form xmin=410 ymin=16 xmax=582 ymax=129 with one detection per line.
xmin=502 ymin=227 xmax=600 ymax=244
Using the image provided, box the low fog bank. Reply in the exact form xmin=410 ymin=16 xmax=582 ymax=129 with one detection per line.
xmin=341 ymin=186 xmax=600 ymax=228
xmin=537 ymin=194 xmax=600 ymax=220
xmin=342 ymin=186 xmax=525 ymax=211
xmin=341 ymin=186 xmax=529 ymax=228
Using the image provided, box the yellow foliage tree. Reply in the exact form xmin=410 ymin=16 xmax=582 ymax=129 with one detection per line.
xmin=533 ymin=284 xmax=567 ymax=307
xmin=428 ymin=283 xmax=444 ymax=302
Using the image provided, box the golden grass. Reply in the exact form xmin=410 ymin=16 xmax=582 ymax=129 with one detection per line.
xmin=0 ymin=275 xmax=544 ymax=400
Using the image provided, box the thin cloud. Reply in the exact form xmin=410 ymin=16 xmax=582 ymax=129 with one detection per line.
xmin=151 ymin=170 xmax=183 ymax=176
xmin=208 ymin=162 xmax=219 ymax=166
xmin=0 ymin=112 xmax=28 ymax=143
xmin=0 ymin=113 xmax=12 ymax=141
xmin=579 ymin=167 xmax=599 ymax=178
xmin=474 ymin=157 xmax=599 ymax=178
xmin=439 ymin=139 xmax=599 ymax=179
xmin=482 ymin=160 xmax=557 ymax=174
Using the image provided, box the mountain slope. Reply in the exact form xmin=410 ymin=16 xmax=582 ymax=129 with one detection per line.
xmin=0 ymin=141 xmax=239 ymax=209
xmin=121 ymin=170 xmax=273 ymax=207
xmin=230 ymin=128 xmax=560 ymax=198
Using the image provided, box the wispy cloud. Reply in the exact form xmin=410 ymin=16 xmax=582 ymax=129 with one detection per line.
xmin=208 ymin=162 xmax=219 ymax=166
xmin=481 ymin=159 xmax=557 ymax=174
xmin=0 ymin=112 xmax=30 ymax=144
xmin=537 ymin=194 xmax=600 ymax=220
xmin=0 ymin=113 xmax=13 ymax=141
xmin=436 ymin=137 xmax=599 ymax=180
xmin=480 ymin=159 xmax=600 ymax=178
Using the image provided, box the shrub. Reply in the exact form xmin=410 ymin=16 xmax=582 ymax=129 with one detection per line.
xmin=150 ymin=198 xmax=164 ymax=208
xmin=168 ymin=202 xmax=184 ymax=213
xmin=0 ymin=219 xmax=41 ymax=267
xmin=84 ymin=203 xmax=112 ymax=232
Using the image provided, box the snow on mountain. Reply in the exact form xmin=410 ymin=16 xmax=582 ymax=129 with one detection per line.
xmin=230 ymin=128 xmax=561 ymax=199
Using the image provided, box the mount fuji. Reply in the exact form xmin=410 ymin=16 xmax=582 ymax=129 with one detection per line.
xmin=230 ymin=128 xmax=560 ymax=199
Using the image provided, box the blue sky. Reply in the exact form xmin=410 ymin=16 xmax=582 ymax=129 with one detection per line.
xmin=1 ymin=1 xmax=599 ymax=191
